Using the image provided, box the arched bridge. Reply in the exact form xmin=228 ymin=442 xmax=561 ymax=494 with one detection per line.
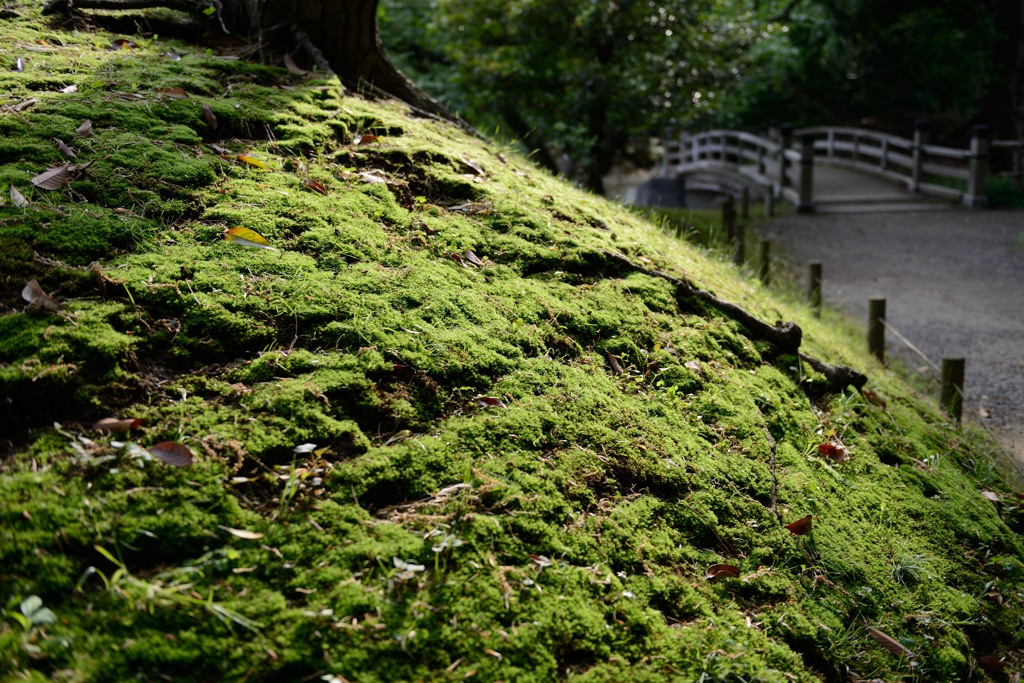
xmin=656 ymin=125 xmax=1021 ymax=214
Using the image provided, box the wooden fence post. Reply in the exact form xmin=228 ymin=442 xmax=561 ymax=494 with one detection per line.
xmin=741 ymin=186 xmax=750 ymax=220
xmin=798 ymin=133 xmax=815 ymax=213
xmin=940 ymin=357 xmax=965 ymax=422
xmin=911 ymin=119 xmax=929 ymax=192
xmin=808 ymin=262 xmax=822 ymax=318
xmin=764 ymin=187 xmax=775 ymax=217
xmin=778 ymin=123 xmax=793 ymax=189
xmin=722 ymin=195 xmax=736 ymax=244
xmin=868 ymin=297 xmax=886 ymax=362
xmin=758 ymin=240 xmax=771 ymax=283
xmin=733 ymin=222 xmax=745 ymax=266
xmin=965 ymin=125 xmax=990 ymax=207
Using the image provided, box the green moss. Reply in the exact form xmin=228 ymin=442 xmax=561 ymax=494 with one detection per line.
xmin=0 ymin=8 xmax=1021 ymax=683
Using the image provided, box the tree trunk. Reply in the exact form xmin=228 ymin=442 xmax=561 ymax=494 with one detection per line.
xmin=45 ymin=0 xmax=461 ymax=126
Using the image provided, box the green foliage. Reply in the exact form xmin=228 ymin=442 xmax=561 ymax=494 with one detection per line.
xmin=0 ymin=7 xmax=1022 ymax=683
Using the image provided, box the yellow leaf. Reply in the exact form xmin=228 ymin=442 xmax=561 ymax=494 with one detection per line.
xmin=218 ymin=525 xmax=264 ymax=540
xmin=223 ymin=227 xmax=280 ymax=252
xmin=237 ymin=155 xmax=269 ymax=170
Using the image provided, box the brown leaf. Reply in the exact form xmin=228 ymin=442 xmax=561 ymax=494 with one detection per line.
xmin=496 ymin=152 xmax=508 ymax=164
xmin=979 ymin=655 xmax=1005 ymax=674
xmin=10 ymin=185 xmax=27 ymax=208
xmin=76 ymin=119 xmax=93 ymax=137
xmin=706 ymin=563 xmax=741 ymax=580
xmin=463 ymin=249 xmax=485 ymax=268
xmin=461 ymin=154 xmax=485 ymax=175
xmin=357 ymin=170 xmax=388 ymax=184
xmin=202 ymin=103 xmax=218 ymax=130
xmin=155 ymin=86 xmax=189 ymax=99
xmin=208 ymin=143 xmax=231 ymax=155
xmin=784 ymin=515 xmax=812 ymax=536
xmin=353 ymin=133 xmax=378 ymax=145
xmin=31 ymin=164 xmax=70 ymax=190
xmin=301 ymin=178 xmax=328 ymax=195
xmin=861 ymin=388 xmax=887 ymax=408
xmin=111 ymin=38 xmax=134 ymax=50
xmin=283 ymin=52 xmax=310 ymax=76
xmin=11 ymin=98 xmax=38 ymax=112
xmin=867 ymin=627 xmax=915 ymax=659
xmin=149 ymin=441 xmax=194 ymax=467
xmin=684 ymin=359 xmax=704 ymax=376
xmin=980 ymin=490 xmax=1002 ymax=502
xmin=94 ymin=417 xmax=143 ymax=433
xmin=818 ymin=443 xmax=851 ymax=463
xmin=606 ymin=351 xmax=624 ymax=376
xmin=22 ymin=279 xmax=61 ymax=311
xmin=52 ymin=138 xmax=76 ymax=158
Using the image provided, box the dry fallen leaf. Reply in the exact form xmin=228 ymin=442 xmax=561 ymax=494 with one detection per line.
xmin=706 ymin=563 xmax=741 ymax=580
xmin=11 ymin=98 xmax=39 ymax=112
xmin=22 ymin=279 xmax=61 ymax=311
xmin=980 ymin=490 xmax=1002 ymax=502
xmin=76 ymin=119 xmax=93 ymax=137
xmin=461 ymin=154 xmax=485 ymax=175
xmin=155 ymin=86 xmax=189 ymax=98
xmin=149 ymin=441 xmax=194 ymax=466
xmin=223 ymin=226 xmax=280 ymax=252
xmin=474 ymin=395 xmax=507 ymax=409
xmin=606 ymin=351 xmax=624 ymax=376
xmin=202 ymin=103 xmax=218 ymax=130
xmin=301 ymin=178 xmax=328 ymax=195
xmin=784 ymin=515 xmax=812 ymax=536
xmin=353 ymin=133 xmax=378 ymax=145
xmin=15 ymin=56 xmax=25 ymax=72
xmin=236 ymin=155 xmax=269 ymax=170
xmin=463 ymin=249 xmax=485 ymax=267
xmin=10 ymin=185 xmax=27 ymax=208
xmin=861 ymin=388 xmax=887 ymax=408
xmin=52 ymin=138 xmax=76 ymax=158
xmin=61 ymin=84 xmax=77 ymax=93
xmin=684 ymin=359 xmax=704 ymax=377
xmin=31 ymin=164 xmax=71 ymax=190
xmin=867 ymin=627 xmax=915 ymax=659
xmin=94 ymin=417 xmax=143 ymax=433
xmin=818 ymin=443 xmax=851 ymax=463
xmin=283 ymin=52 xmax=310 ymax=76
xmin=219 ymin=525 xmax=264 ymax=540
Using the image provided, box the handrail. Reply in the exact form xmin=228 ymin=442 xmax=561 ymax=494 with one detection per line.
xmin=660 ymin=124 xmax=1001 ymax=210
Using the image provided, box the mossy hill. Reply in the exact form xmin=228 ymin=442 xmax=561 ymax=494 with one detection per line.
xmin=1 ymin=6 xmax=1022 ymax=682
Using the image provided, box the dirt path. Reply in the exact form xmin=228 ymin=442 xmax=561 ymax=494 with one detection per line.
xmin=758 ymin=208 xmax=1024 ymax=475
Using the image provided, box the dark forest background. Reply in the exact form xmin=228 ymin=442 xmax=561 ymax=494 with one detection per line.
xmin=379 ymin=0 xmax=1022 ymax=192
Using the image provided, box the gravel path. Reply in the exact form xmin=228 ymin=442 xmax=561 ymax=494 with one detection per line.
xmin=758 ymin=209 xmax=1024 ymax=474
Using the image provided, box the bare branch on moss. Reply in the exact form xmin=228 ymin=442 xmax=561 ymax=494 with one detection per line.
xmin=602 ymin=250 xmax=867 ymax=394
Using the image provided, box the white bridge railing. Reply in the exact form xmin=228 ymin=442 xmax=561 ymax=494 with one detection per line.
xmin=659 ymin=124 xmax=1003 ymax=212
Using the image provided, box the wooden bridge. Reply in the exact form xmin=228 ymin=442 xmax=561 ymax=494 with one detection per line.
xmin=657 ymin=124 xmax=1022 ymax=214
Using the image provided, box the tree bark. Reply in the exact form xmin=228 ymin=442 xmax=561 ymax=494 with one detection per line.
xmin=45 ymin=0 xmax=463 ymax=127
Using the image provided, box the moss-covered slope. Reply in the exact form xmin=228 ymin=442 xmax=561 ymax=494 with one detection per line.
xmin=1 ymin=6 xmax=1022 ymax=682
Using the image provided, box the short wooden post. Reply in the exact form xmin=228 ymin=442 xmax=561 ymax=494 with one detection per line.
xmin=764 ymin=187 xmax=775 ymax=217
xmin=722 ymin=195 xmax=736 ymax=245
xmin=733 ymin=223 xmax=745 ymax=267
xmin=965 ymin=124 xmax=990 ymax=207
xmin=758 ymin=240 xmax=771 ymax=283
xmin=798 ymin=133 xmax=815 ymax=213
xmin=778 ymin=123 xmax=793 ymax=189
xmin=880 ymin=138 xmax=889 ymax=172
xmin=868 ymin=296 xmax=886 ymax=362
xmin=911 ymin=119 xmax=929 ymax=192
xmin=741 ymin=186 xmax=750 ymax=220
xmin=808 ymin=262 xmax=822 ymax=318
xmin=940 ymin=358 xmax=965 ymax=422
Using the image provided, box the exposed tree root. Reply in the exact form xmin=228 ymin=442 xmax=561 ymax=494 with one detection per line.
xmin=601 ymin=250 xmax=867 ymax=394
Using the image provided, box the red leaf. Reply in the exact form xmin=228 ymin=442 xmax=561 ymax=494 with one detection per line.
xmin=31 ymin=164 xmax=70 ymax=190
xmin=353 ymin=133 xmax=378 ymax=145
xmin=301 ymin=178 xmax=328 ymax=195
xmin=21 ymin=279 xmax=61 ymax=311
xmin=474 ymin=395 xmax=507 ymax=409
xmin=149 ymin=441 xmax=194 ymax=467
xmin=784 ymin=515 xmax=812 ymax=536
xmin=818 ymin=443 xmax=851 ymax=463
xmin=706 ymin=563 xmax=741 ymax=580
xmin=979 ymin=655 xmax=1005 ymax=673
xmin=94 ymin=417 xmax=143 ymax=433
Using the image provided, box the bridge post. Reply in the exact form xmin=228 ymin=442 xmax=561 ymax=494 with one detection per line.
xmin=911 ymin=119 xmax=929 ymax=192
xmin=797 ymin=133 xmax=815 ymax=213
xmin=964 ymin=125 xmax=990 ymax=208
xmin=778 ymin=124 xmax=793 ymax=190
